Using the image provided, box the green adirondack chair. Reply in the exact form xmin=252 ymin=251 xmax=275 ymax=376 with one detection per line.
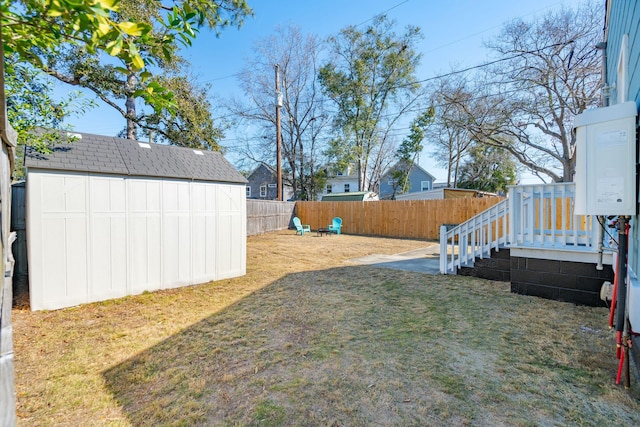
xmin=293 ymin=217 xmax=311 ymax=235
xmin=328 ymin=217 xmax=342 ymax=234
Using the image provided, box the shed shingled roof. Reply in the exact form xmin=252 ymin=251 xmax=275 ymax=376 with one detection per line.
xmin=24 ymin=131 xmax=247 ymax=184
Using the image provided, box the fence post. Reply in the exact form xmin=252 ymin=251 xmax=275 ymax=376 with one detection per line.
xmin=439 ymin=225 xmax=448 ymax=274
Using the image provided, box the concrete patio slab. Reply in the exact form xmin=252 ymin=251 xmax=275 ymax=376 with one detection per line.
xmin=347 ymin=244 xmax=441 ymax=274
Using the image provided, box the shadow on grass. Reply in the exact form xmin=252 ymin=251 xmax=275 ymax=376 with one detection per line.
xmin=103 ymin=265 xmax=640 ymax=427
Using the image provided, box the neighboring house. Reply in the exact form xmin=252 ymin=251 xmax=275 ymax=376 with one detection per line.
xmin=378 ymin=161 xmax=436 ymax=199
xmin=323 ymin=165 xmax=359 ymax=197
xmin=432 ymin=182 xmax=449 ymax=190
xmin=601 ymin=1 xmax=640 ymax=366
xmin=246 ymin=163 xmax=293 ymax=201
xmin=395 ymin=188 xmax=497 ymax=200
xmin=322 ymin=191 xmax=379 ymax=202
xmin=24 ymin=131 xmax=248 ymax=311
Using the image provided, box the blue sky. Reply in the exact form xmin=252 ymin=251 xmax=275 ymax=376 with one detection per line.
xmin=65 ymin=0 xmax=591 ymax=183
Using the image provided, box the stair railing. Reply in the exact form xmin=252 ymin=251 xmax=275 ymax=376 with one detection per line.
xmin=440 ymin=182 xmax=600 ymax=274
xmin=440 ymin=197 xmax=509 ymax=274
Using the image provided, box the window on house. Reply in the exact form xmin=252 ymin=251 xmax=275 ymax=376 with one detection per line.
xmin=260 ymin=185 xmax=267 ymax=197
xmin=268 ymin=183 xmax=277 ymax=188
xmin=326 ymin=184 xmax=332 ymax=194
xmin=246 ymin=186 xmax=251 ymax=197
xmin=421 ymin=181 xmax=431 ymax=191
xmin=344 ymin=184 xmax=350 ymax=193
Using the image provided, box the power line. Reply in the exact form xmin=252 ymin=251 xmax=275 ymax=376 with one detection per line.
xmin=356 ymin=0 xmax=410 ymax=26
xmin=198 ymin=0 xmax=566 ymax=91
xmin=200 ymin=72 xmax=245 ymax=83
xmin=213 ymin=37 xmax=579 ymax=125
xmin=421 ymin=3 xmax=565 ymax=55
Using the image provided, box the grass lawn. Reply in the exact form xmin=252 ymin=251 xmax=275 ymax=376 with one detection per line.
xmin=13 ymin=231 xmax=640 ymax=426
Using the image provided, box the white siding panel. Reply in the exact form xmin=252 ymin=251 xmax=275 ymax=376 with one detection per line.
xmin=129 ymin=179 xmax=162 ymax=293
xmin=205 ymin=184 xmax=218 ymax=277
xmin=64 ymin=216 xmax=89 ymax=301
xmin=65 ymin=178 xmax=87 ymax=212
xmin=31 ymin=173 xmax=89 ymax=310
xmin=26 ymin=173 xmax=42 ymax=310
xmin=162 ymin=182 xmax=180 ymax=287
xmin=41 ymin=175 xmax=65 ymax=211
xmin=217 ymin=214 xmax=233 ymax=277
xmin=162 ymin=181 xmax=192 ymax=288
xmin=228 ymin=215 xmax=245 ymax=277
xmin=191 ymin=183 xmax=207 ymax=282
xmin=90 ymin=177 xmax=127 ymax=300
xmin=129 ymin=217 xmax=148 ymax=291
xmin=192 ymin=183 xmax=217 ymax=283
xmin=40 ymin=218 xmax=70 ymax=305
xmin=216 ymin=185 xmax=246 ymax=279
xmin=163 ymin=214 xmax=180 ymax=286
xmin=191 ymin=213 xmax=207 ymax=281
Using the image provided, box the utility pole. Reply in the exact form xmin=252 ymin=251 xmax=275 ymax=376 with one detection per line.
xmin=275 ymin=64 xmax=283 ymax=201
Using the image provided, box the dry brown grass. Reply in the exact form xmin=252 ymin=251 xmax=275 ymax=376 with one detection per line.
xmin=13 ymin=231 xmax=640 ymax=426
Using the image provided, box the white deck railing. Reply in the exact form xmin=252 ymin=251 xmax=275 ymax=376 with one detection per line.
xmin=508 ymin=183 xmax=598 ymax=248
xmin=440 ymin=183 xmax=600 ymax=274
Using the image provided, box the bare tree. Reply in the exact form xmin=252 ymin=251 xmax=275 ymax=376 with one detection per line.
xmin=443 ymin=2 xmax=601 ymax=182
xmin=228 ymin=25 xmax=329 ymax=199
xmin=426 ymin=76 xmax=475 ymax=187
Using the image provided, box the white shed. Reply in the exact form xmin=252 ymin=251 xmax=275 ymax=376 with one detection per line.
xmin=25 ymin=132 xmax=247 ymax=311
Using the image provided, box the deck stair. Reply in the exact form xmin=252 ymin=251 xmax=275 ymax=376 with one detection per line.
xmin=439 ymin=197 xmax=509 ymax=274
xmin=440 ymin=183 xmax=608 ymax=275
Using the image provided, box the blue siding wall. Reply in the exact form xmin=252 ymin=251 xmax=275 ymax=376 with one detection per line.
xmin=607 ymin=1 xmax=640 ymax=106
xmin=378 ymin=166 xmax=434 ymax=199
xmin=606 ymin=0 xmax=640 ymax=278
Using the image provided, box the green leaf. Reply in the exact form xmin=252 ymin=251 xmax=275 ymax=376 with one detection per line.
xmin=118 ymin=22 xmax=147 ymax=37
xmin=94 ymin=0 xmax=120 ymax=10
xmin=105 ymin=37 xmax=123 ymax=56
xmin=127 ymin=42 xmax=144 ymax=70
xmin=131 ymin=54 xmax=145 ymax=70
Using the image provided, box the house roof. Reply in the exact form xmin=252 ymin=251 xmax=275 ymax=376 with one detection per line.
xmin=24 ymin=131 xmax=247 ymax=184
xmin=247 ymin=163 xmax=276 ymax=179
xmin=322 ymin=191 xmax=379 ymax=201
xmin=382 ymin=161 xmax=436 ymax=181
xmin=395 ymin=187 xmax=499 ymax=200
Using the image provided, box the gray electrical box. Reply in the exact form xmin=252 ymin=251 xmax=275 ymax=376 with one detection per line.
xmin=574 ymin=101 xmax=637 ymax=216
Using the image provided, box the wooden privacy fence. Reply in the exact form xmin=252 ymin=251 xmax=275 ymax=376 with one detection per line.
xmin=10 ymin=182 xmax=27 ymax=298
xmin=296 ymin=198 xmax=503 ymax=240
xmin=247 ymin=200 xmax=296 ymax=236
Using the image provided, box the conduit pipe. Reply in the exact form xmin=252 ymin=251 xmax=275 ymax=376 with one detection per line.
xmin=615 ymin=218 xmax=629 ymax=363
